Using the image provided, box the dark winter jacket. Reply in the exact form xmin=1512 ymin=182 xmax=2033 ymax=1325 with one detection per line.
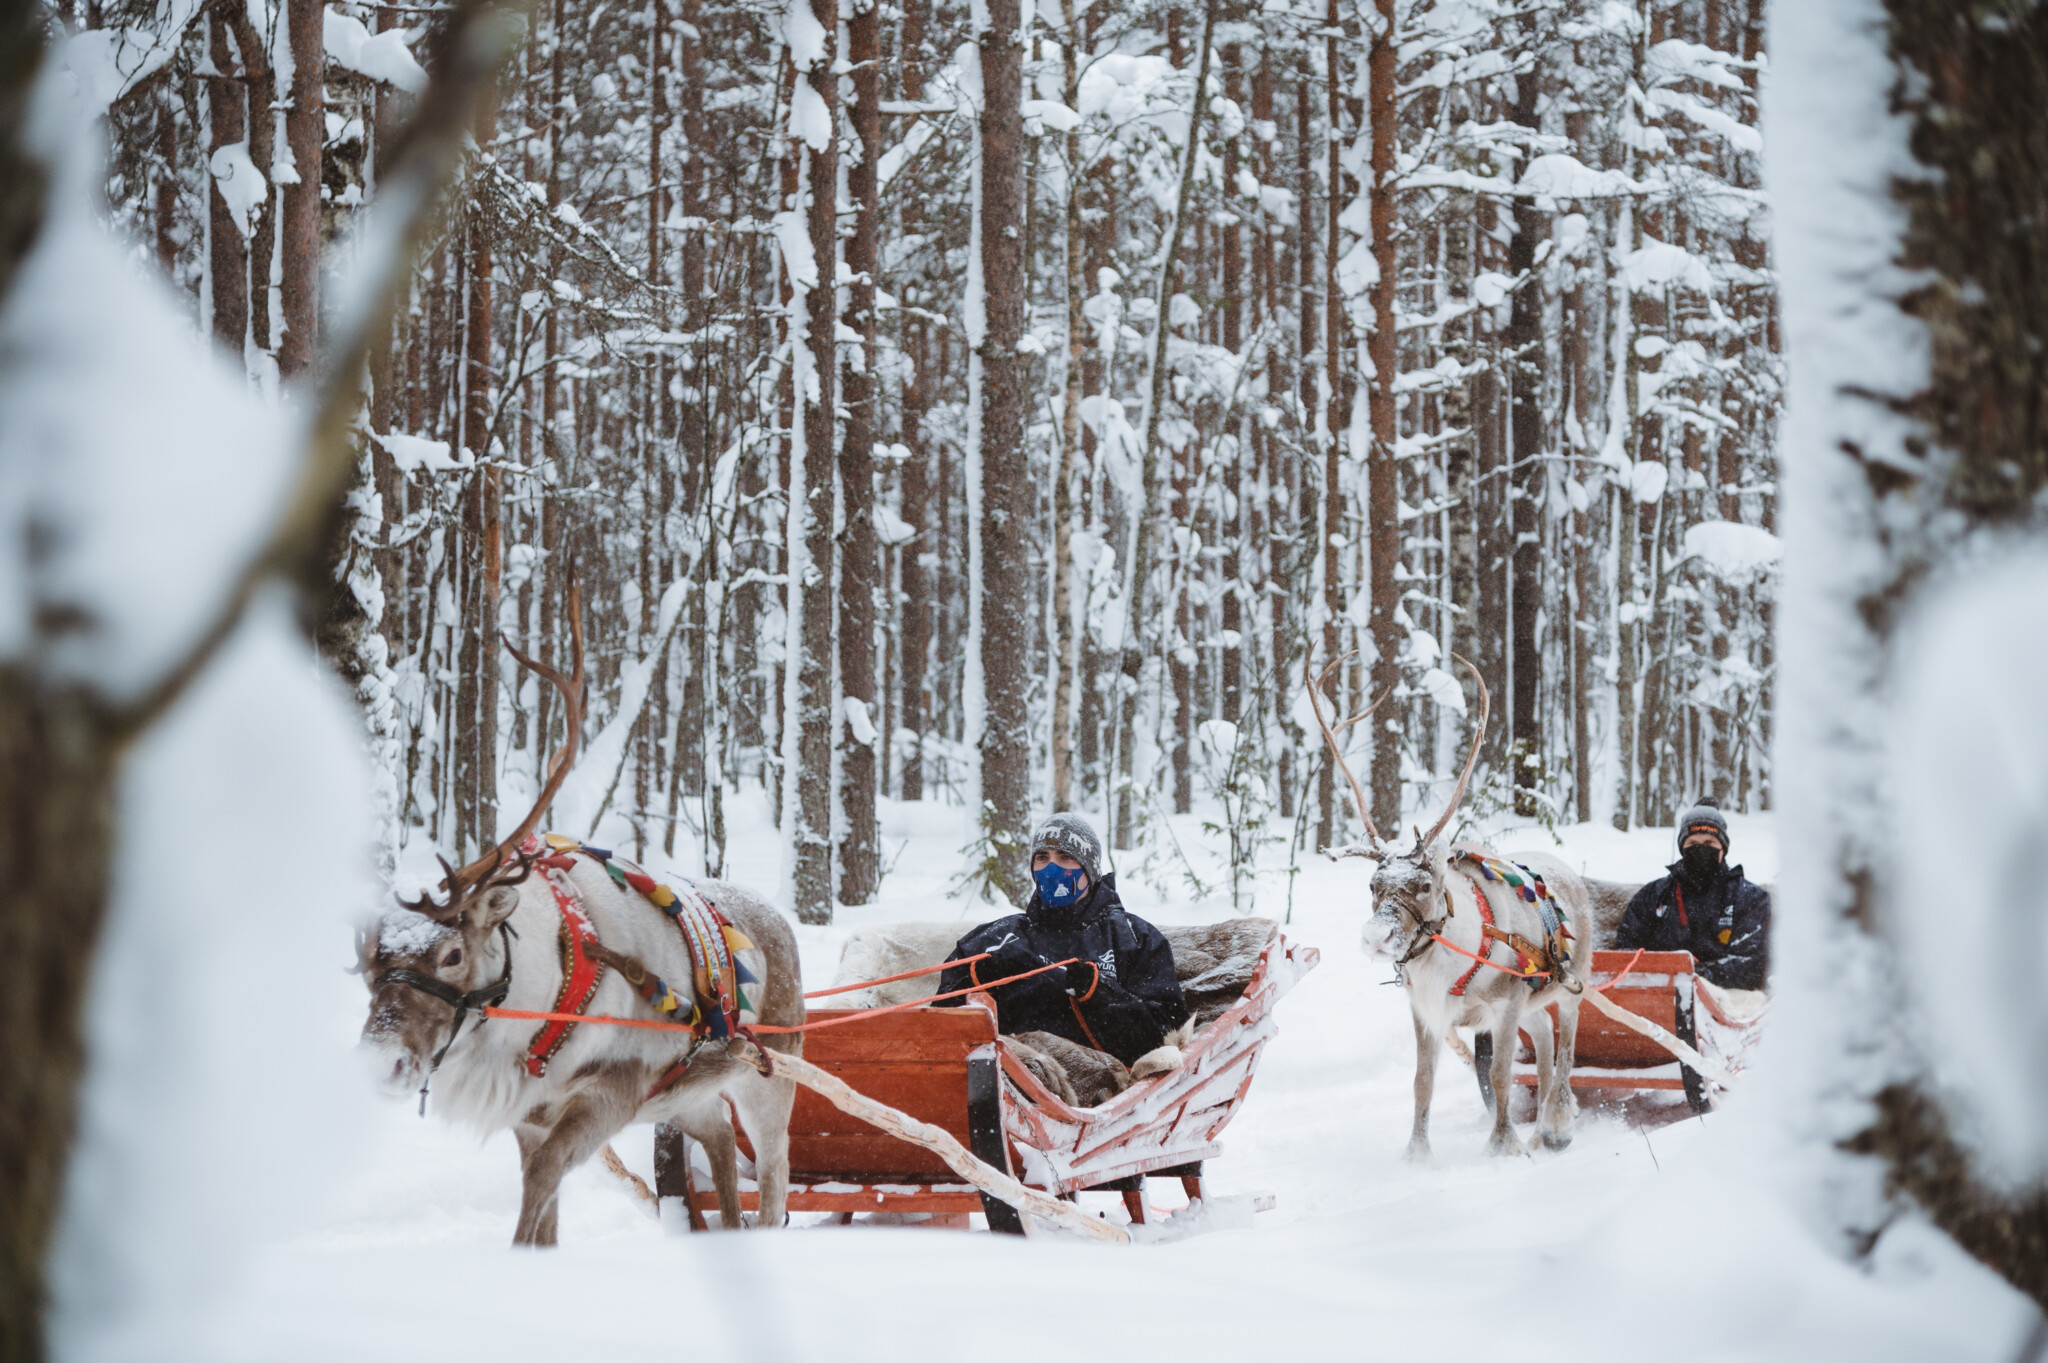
xmin=933 ymin=874 xmax=1191 ymax=1065
xmin=1613 ymin=861 xmax=1771 ymax=991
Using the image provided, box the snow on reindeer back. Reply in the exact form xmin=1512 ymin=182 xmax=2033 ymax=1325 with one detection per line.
xmin=1893 ymin=551 xmax=2048 ymax=1185
xmin=0 ymin=68 xmax=295 ymax=703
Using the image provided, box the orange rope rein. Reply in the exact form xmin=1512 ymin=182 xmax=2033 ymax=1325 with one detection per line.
xmin=1594 ymin=949 xmax=1645 ymax=992
xmin=482 ymin=956 xmax=1081 ymax=1037
xmin=1426 ymin=930 xmax=1550 ymax=980
xmin=802 ymin=951 xmax=991 ymax=1000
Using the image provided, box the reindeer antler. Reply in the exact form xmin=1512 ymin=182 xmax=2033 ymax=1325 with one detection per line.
xmin=1415 ymin=653 xmax=1489 ymax=851
xmin=417 ymin=578 xmax=586 ymax=915
xmin=1303 ymin=647 xmax=1383 ymax=851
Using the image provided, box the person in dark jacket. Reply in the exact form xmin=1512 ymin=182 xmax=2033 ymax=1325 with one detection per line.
xmin=933 ymin=813 xmax=1190 ymax=1068
xmin=1614 ymin=798 xmax=1771 ymax=991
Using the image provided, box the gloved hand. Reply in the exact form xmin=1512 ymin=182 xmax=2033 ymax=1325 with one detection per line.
xmin=1059 ymin=960 xmax=1098 ymax=998
xmin=985 ymin=936 xmax=1047 ymax=982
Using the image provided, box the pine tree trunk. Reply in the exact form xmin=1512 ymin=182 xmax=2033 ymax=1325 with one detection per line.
xmin=787 ymin=7 xmax=838 ymax=923
xmin=224 ymin=4 xmax=275 ymax=361
xmin=1506 ymin=42 xmax=1545 ymax=818
xmin=1364 ymin=0 xmax=1400 ymax=829
xmin=205 ymin=7 xmax=247 ymax=355
xmin=1218 ymin=34 xmax=1243 ymax=729
xmin=838 ymin=0 xmax=881 ymax=904
xmin=978 ymin=0 xmax=1031 ymax=901
xmin=1053 ymin=0 xmax=1085 ymax=810
xmin=277 ymin=0 xmax=322 ymax=380
xmin=467 ymin=87 xmax=500 ymax=848
xmin=1316 ymin=0 xmax=1345 ymax=849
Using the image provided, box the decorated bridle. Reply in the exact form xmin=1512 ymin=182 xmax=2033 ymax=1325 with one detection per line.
xmin=372 ymin=919 xmax=517 ymax=1114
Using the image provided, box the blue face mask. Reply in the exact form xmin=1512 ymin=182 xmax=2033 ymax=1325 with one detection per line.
xmin=1034 ymin=861 xmax=1088 ymax=906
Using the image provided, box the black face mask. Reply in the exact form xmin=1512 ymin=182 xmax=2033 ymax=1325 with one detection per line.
xmin=1679 ymin=842 xmax=1723 ymax=885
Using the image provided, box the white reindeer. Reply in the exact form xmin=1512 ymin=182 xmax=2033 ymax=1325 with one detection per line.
xmin=1306 ymin=652 xmax=1589 ymax=1158
xmin=358 ymin=597 xmax=802 ymax=1242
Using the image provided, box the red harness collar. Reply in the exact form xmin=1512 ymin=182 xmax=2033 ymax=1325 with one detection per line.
xmin=1448 ymin=879 xmax=1494 ymax=997
xmin=521 ymin=840 xmax=606 ymax=1078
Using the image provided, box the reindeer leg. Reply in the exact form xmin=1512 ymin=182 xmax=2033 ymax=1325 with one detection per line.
xmin=1484 ymin=1005 xmax=1526 ymax=1157
xmin=1407 ymin=1009 xmax=1438 ymax=1162
xmin=686 ymin=1111 xmax=745 ymax=1230
xmin=1554 ymin=997 xmax=1582 ymax=1140
xmin=729 ymin=1069 xmax=798 ymax=1230
xmin=1525 ymin=1007 xmax=1569 ymax=1151
xmin=512 ymin=1069 xmax=643 ymax=1246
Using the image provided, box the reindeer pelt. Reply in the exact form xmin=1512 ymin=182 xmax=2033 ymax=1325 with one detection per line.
xmin=360 ymin=859 xmax=803 ymax=1244
xmin=1011 ymin=1031 xmax=1132 ymax=1106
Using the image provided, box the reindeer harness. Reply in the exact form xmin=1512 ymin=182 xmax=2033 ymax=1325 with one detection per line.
xmin=522 ymin=834 xmax=766 ymax=1097
xmin=381 ymin=834 xmax=765 ymax=1108
xmin=1398 ymin=852 xmax=1576 ymax=996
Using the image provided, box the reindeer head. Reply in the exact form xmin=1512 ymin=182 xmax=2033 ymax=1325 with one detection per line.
xmin=358 ymin=864 xmax=529 ymax=1094
xmin=357 ymin=585 xmax=585 ymax=1098
xmin=1301 ymin=649 xmax=1488 ymax=962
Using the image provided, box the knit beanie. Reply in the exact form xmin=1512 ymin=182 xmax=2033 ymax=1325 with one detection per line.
xmin=1028 ymin=813 xmax=1104 ymax=885
xmin=1676 ymin=797 xmax=1730 ymax=855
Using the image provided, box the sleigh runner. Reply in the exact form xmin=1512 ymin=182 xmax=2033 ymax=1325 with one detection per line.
xmin=656 ymin=928 xmax=1318 ymax=1231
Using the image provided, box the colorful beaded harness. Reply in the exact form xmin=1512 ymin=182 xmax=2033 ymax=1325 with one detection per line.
xmin=518 ymin=834 xmax=764 ymax=1082
xmin=1445 ymin=851 xmax=1574 ymax=996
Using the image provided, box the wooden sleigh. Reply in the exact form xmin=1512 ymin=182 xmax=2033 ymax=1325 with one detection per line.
xmin=1500 ymin=948 xmax=1768 ymax=1114
xmin=654 ymin=932 xmax=1319 ymax=1231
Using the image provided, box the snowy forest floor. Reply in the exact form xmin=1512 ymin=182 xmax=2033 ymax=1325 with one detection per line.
xmin=192 ymin=803 xmax=2025 ymax=1360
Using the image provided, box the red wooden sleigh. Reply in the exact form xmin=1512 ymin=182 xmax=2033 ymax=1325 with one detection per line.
xmin=1506 ymin=948 xmax=1768 ymax=1113
xmin=655 ymin=933 xmax=1319 ymax=1230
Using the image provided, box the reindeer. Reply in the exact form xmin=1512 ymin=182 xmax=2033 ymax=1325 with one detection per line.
xmin=358 ymin=590 xmax=803 ymax=1242
xmin=1306 ymin=651 xmax=1589 ymax=1158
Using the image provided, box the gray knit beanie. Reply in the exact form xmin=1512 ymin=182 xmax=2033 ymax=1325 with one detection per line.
xmin=1028 ymin=813 xmax=1104 ymax=884
xmin=1676 ymin=797 xmax=1730 ymax=855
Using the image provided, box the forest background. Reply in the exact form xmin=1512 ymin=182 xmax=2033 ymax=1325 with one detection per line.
xmin=79 ymin=0 xmax=1777 ymax=922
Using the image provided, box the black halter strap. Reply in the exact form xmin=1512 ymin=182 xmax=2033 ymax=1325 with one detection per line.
xmin=373 ymin=920 xmax=516 ymax=1114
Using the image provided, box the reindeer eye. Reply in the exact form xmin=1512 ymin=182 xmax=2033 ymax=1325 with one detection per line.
xmin=444 ymin=948 xmax=463 ymax=969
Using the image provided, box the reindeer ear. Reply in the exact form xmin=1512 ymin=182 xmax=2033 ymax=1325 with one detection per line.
xmin=463 ymin=885 xmax=522 ymax=933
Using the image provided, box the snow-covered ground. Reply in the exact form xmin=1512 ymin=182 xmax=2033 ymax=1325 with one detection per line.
xmin=169 ymin=800 xmax=2019 ymax=1360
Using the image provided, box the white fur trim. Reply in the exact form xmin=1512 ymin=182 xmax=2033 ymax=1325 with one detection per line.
xmin=1130 ymin=1045 xmax=1183 ymax=1079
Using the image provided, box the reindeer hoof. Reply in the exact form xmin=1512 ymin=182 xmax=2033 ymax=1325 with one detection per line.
xmin=1485 ymin=1133 xmax=1526 ymax=1158
xmin=1539 ymin=1130 xmax=1573 ymax=1152
xmin=1405 ymin=1138 xmax=1432 ymax=1163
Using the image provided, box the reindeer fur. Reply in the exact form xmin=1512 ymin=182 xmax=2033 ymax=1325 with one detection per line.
xmin=1365 ymin=840 xmax=1589 ymax=1158
xmin=360 ymin=859 xmax=802 ymax=1244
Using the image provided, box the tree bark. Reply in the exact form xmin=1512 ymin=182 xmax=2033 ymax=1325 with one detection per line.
xmin=1505 ymin=29 xmax=1545 ymax=818
xmin=1364 ymin=0 xmax=1400 ymax=830
xmin=787 ymin=3 xmax=839 ymax=923
xmin=1316 ymin=0 xmax=1347 ymax=849
xmin=205 ymin=5 xmax=247 ymax=355
xmin=1052 ymin=0 xmax=1084 ymax=810
xmin=223 ymin=2 xmax=275 ymax=360
xmin=838 ymin=0 xmax=881 ymax=903
xmin=979 ymin=0 xmax=1031 ymax=901
xmin=278 ymin=0 xmax=323 ymax=380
